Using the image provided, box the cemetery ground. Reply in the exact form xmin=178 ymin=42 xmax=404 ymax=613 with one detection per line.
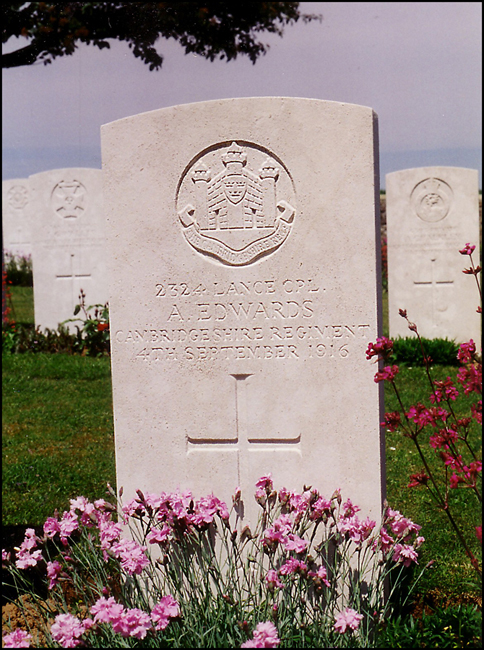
xmin=2 ymin=285 xmax=482 ymax=647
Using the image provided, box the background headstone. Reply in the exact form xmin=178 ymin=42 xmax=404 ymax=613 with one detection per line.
xmin=29 ymin=168 xmax=108 ymax=332
xmin=2 ymin=178 xmax=33 ymax=257
xmin=386 ymin=167 xmax=481 ymax=349
xmin=101 ymin=97 xmax=385 ymax=525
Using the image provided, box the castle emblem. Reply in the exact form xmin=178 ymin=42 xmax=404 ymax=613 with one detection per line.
xmin=411 ymin=177 xmax=453 ymax=223
xmin=176 ymin=142 xmax=296 ymax=265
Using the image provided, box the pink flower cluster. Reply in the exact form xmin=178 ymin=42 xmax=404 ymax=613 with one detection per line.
xmin=122 ymin=487 xmax=229 ymax=539
xmin=334 ymin=607 xmax=363 ymax=633
xmin=459 ymin=243 xmax=476 ymax=256
xmin=111 ymin=538 xmax=150 ymax=575
xmin=429 ymin=377 xmax=459 ymax=403
xmin=337 ymin=514 xmax=376 ymax=546
xmin=255 ymin=474 xmax=275 ymax=503
xmin=90 ymin=593 xmax=180 ymax=639
xmin=2 ymin=629 xmax=32 ymax=648
xmin=366 ymin=336 xmax=394 ymax=360
xmin=241 ymin=621 xmax=280 ymax=648
xmin=368 ymin=507 xmax=422 ymax=564
xmin=15 ymin=528 xmax=43 ymax=570
xmin=50 ymin=613 xmax=94 ymax=648
xmin=262 ymin=514 xmax=308 ymax=554
xmin=374 ymin=364 xmax=399 ymax=383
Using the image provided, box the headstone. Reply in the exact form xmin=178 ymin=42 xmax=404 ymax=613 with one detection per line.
xmin=2 ymin=178 xmax=33 ymax=257
xmin=386 ymin=167 xmax=481 ymax=348
xmin=101 ymin=98 xmax=385 ymax=525
xmin=29 ymin=168 xmax=108 ymax=332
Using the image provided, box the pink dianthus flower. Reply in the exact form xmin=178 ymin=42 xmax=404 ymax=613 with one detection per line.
xmin=255 ymin=474 xmax=274 ymax=501
xmin=334 ymin=608 xmax=363 ymax=633
xmin=283 ymin=533 xmax=308 ymax=553
xmin=111 ymin=538 xmax=149 ymax=575
xmin=392 ymin=543 xmax=419 ymax=567
xmin=241 ymin=621 xmax=280 ymax=648
xmin=151 ymin=595 xmax=180 ymax=631
xmin=278 ymin=557 xmax=307 ymax=576
xmin=43 ymin=517 xmax=60 ymax=538
xmin=265 ymin=569 xmax=284 ymax=590
xmin=146 ymin=524 xmax=172 ymax=545
xmin=50 ymin=613 xmax=92 ymax=648
xmin=111 ymin=607 xmax=152 ymax=639
xmin=308 ymin=565 xmax=330 ymax=588
xmin=90 ymin=596 xmax=124 ymax=624
xmin=46 ymin=560 xmax=62 ymax=590
xmin=2 ymin=629 xmax=32 ymax=648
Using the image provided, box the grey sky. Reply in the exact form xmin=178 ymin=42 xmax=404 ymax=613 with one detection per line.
xmin=2 ymin=2 xmax=482 ymax=188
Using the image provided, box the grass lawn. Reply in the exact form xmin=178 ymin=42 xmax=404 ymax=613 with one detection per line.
xmin=2 ymin=353 xmax=115 ymax=525
xmin=6 ymin=286 xmax=34 ymax=325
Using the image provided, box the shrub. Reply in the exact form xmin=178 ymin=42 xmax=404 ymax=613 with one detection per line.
xmin=3 ymin=252 xmax=33 ymax=287
xmin=392 ymin=337 xmax=460 ymax=366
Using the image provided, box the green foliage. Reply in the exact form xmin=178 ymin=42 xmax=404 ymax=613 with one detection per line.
xmin=380 ymin=605 xmax=482 ymax=648
xmin=2 ymin=2 xmax=321 ymax=69
xmin=3 ymin=252 xmax=32 ymax=287
xmin=2 ymin=289 xmax=110 ymax=357
xmin=391 ymin=336 xmax=460 ymax=366
xmin=61 ymin=289 xmax=110 ymax=357
xmin=3 ymin=252 xmax=33 ymax=286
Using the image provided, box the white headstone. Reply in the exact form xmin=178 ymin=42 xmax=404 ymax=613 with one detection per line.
xmin=2 ymin=178 xmax=33 ymax=257
xmin=386 ymin=167 xmax=481 ymax=348
xmin=29 ymin=168 xmax=108 ymax=332
xmin=101 ymin=98 xmax=385 ymax=525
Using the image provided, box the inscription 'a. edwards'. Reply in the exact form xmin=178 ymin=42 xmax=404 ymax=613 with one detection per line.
xmin=176 ymin=142 xmax=296 ymax=266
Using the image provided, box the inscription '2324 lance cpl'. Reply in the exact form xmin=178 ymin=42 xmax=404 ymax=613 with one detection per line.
xmin=176 ymin=142 xmax=296 ymax=266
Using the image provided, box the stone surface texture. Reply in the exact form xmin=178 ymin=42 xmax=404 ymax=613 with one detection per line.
xmin=29 ymin=168 xmax=108 ymax=332
xmin=101 ymin=97 xmax=385 ymax=526
xmin=386 ymin=167 xmax=481 ymax=348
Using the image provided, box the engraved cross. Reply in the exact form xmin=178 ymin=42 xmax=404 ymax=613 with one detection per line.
xmin=413 ymin=257 xmax=454 ymax=317
xmin=187 ymin=373 xmax=301 ymax=492
xmin=56 ymin=253 xmax=92 ymax=313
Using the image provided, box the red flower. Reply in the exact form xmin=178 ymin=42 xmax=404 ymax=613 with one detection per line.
xmin=408 ymin=472 xmax=429 ymax=488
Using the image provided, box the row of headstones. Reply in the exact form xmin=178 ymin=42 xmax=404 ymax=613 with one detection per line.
xmin=3 ymin=169 xmax=107 ymax=331
xmin=3 ymin=164 xmax=480 ymax=345
xmin=2 ymin=99 xmax=481 ymax=525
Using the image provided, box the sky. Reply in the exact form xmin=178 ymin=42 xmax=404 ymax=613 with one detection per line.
xmin=2 ymin=2 xmax=482 ymax=189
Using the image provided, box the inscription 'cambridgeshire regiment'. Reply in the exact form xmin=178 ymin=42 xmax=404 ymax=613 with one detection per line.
xmin=177 ymin=142 xmax=296 ymax=265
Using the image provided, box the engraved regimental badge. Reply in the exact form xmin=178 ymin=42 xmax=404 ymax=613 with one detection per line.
xmin=8 ymin=185 xmax=29 ymax=211
xmin=176 ymin=142 xmax=296 ymax=265
xmin=410 ymin=177 xmax=453 ymax=223
xmin=51 ymin=180 xmax=86 ymax=219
